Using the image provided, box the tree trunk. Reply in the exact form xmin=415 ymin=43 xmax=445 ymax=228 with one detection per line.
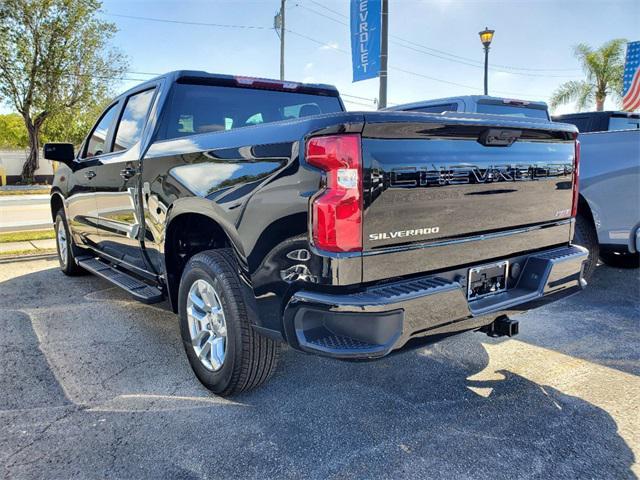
xmin=595 ymin=97 xmax=605 ymax=111
xmin=21 ymin=122 xmax=40 ymax=183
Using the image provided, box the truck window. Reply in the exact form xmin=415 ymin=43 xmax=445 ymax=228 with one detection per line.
xmin=476 ymin=103 xmax=548 ymax=119
xmin=410 ymin=103 xmax=457 ymax=114
xmin=557 ymin=116 xmax=591 ymax=132
xmin=113 ymin=88 xmax=156 ymax=151
xmin=158 ymin=83 xmax=343 ymax=140
xmin=83 ymin=103 xmax=119 ymax=159
xmin=608 ymin=116 xmax=640 ymax=131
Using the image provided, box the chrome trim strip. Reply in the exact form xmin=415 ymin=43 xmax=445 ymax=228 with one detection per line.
xmin=363 ymin=219 xmax=573 ymax=257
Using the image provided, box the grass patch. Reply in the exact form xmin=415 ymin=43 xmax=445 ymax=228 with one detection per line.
xmin=0 ymin=229 xmax=55 ymax=243
xmin=0 ymin=188 xmax=50 ymax=196
xmin=0 ymin=248 xmax=56 ymax=258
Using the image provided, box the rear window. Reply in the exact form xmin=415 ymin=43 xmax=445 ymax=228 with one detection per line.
xmin=410 ymin=103 xmax=458 ymax=114
xmin=556 ymin=116 xmax=592 ymax=132
xmin=158 ymin=83 xmax=343 ymax=140
xmin=476 ymin=103 xmax=549 ymax=119
xmin=608 ymin=116 xmax=640 ymax=131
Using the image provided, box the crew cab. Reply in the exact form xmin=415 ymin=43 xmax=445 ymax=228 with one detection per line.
xmin=45 ymin=71 xmax=587 ymax=395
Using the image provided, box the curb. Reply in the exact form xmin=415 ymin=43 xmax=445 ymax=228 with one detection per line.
xmin=0 ymin=194 xmax=50 ymax=205
xmin=0 ymin=222 xmax=53 ymax=233
xmin=0 ymin=252 xmax=57 ymax=263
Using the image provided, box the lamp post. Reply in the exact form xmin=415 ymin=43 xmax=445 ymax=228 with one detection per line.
xmin=479 ymin=27 xmax=495 ymax=95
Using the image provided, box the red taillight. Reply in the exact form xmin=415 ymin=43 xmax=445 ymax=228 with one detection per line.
xmin=571 ymin=138 xmax=580 ymax=217
xmin=306 ymin=134 xmax=362 ymax=252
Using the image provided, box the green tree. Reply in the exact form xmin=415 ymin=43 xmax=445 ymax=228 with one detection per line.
xmin=0 ymin=0 xmax=128 ymax=182
xmin=41 ymin=94 xmax=111 ymax=146
xmin=550 ymin=39 xmax=626 ymax=112
xmin=0 ymin=113 xmax=29 ymax=148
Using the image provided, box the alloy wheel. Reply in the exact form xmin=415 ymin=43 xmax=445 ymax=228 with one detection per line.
xmin=57 ymin=220 xmax=68 ymax=268
xmin=186 ymin=279 xmax=227 ymax=371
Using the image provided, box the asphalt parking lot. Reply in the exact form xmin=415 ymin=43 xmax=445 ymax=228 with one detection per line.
xmin=0 ymin=258 xmax=638 ymax=479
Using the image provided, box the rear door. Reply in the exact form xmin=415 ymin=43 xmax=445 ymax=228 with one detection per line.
xmin=66 ymin=102 xmax=120 ymax=247
xmin=92 ymin=87 xmax=157 ymax=272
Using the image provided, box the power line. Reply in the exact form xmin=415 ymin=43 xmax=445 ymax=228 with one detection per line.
xmin=301 ymin=0 xmax=581 ymax=74
xmin=103 ymin=12 xmax=269 ymax=30
xmin=283 ymin=27 xmax=548 ymax=98
xmin=342 ymin=99 xmax=376 ymax=108
xmin=101 ymin=11 xmax=549 ymax=99
xmin=341 ymin=93 xmax=376 ymax=102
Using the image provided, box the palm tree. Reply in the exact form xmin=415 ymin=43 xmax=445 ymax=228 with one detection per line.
xmin=550 ymin=39 xmax=626 ymax=112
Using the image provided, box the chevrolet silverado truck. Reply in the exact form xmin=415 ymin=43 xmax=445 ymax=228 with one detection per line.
xmin=552 ymin=111 xmax=640 ymax=275
xmin=44 ymin=71 xmax=587 ymax=395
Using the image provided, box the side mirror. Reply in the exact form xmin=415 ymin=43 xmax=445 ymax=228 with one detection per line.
xmin=43 ymin=143 xmax=75 ymax=166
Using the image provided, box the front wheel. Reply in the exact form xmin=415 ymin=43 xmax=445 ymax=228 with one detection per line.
xmin=178 ymin=249 xmax=280 ymax=396
xmin=54 ymin=211 xmax=85 ymax=276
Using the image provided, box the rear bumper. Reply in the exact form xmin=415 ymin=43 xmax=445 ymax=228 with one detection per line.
xmin=283 ymin=245 xmax=588 ymax=359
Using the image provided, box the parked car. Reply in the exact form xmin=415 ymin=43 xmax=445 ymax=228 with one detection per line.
xmin=552 ymin=111 xmax=640 ymax=277
xmin=385 ymin=95 xmax=551 ymax=119
xmin=45 ymin=71 xmax=586 ymax=395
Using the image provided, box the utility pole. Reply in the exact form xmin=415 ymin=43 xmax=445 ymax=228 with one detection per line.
xmin=378 ymin=0 xmax=389 ymax=109
xmin=278 ymin=0 xmax=286 ymax=80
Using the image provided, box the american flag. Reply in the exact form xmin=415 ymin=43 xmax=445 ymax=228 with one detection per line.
xmin=622 ymin=41 xmax=640 ymax=111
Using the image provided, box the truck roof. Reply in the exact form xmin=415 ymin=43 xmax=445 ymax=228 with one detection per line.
xmin=385 ymin=95 xmax=549 ymax=112
xmin=552 ymin=110 xmax=640 ymax=133
xmin=117 ymin=70 xmax=340 ymax=98
xmin=553 ymin=111 xmax=640 ymax=119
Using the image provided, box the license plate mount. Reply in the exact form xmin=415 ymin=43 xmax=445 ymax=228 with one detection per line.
xmin=467 ymin=261 xmax=509 ymax=300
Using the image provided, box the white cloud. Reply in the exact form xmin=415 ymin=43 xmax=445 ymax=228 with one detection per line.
xmin=319 ymin=41 xmax=339 ymax=51
xmin=115 ymin=119 xmax=140 ymax=148
xmin=127 ymin=89 xmax=154 ymax=119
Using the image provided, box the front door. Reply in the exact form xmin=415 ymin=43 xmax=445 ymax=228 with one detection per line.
xmin=92 ymin=88 xmax=157 ymax=273
xmin=66 ymin=102 xmax=120 ymax=247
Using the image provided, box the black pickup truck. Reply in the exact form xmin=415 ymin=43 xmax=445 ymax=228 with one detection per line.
xmin=45 ymin=71 xmax=587 ymax=395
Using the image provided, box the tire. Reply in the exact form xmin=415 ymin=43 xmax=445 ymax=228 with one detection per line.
xmin=599 ymin=251 xmax=640 ymax=269
xmin=572 ymin=213 xmax=599 ymax=281
xmin=54 ymin=211 xmax=86 ymax=276
xmin=178 ymin=249 xmax=280 ymax=396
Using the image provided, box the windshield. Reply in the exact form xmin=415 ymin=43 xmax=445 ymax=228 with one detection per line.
xmin=476 ymin=103 xmax=549 ymax=119
xmin=158 ymin=83 xmax=343 ymax=140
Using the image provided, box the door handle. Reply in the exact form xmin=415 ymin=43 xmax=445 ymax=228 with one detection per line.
xmin=84 ymin=170 xmax=96 ymax=180
xmin=120 ymin=167 xmax=137 ymax=180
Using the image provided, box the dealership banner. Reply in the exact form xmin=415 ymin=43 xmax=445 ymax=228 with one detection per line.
xmin=622 ymin=41 xmax=640 ymax=111
xmin=350 ymin=0 xmax=381 ymax=82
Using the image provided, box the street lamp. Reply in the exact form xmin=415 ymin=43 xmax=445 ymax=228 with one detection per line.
xmin=479 ymin=27 xmax=495 ymax=95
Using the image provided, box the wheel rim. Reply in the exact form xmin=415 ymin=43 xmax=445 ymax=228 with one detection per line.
xmin=56 ymin=220 xmax=68 ymax=268
xmin=186 ymin=279 xmax=227 ymax=371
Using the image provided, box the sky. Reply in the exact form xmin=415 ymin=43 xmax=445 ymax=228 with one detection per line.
xmin=4 ymin=0 xmax=640 ymax=114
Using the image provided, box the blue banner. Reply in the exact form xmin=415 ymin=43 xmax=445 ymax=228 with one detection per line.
xmin=350 ymin=0 xmax=381 ymax=82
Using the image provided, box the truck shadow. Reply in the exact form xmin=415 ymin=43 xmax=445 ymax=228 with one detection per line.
xmin=0 ymin=261 xmax=636 ymax=479
xmin=510 ymin=264 xmax=640 ymax=376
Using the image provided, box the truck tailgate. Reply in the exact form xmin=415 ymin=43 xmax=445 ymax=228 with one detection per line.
xmin=360 ymin=114 xmax=577 ymax=280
